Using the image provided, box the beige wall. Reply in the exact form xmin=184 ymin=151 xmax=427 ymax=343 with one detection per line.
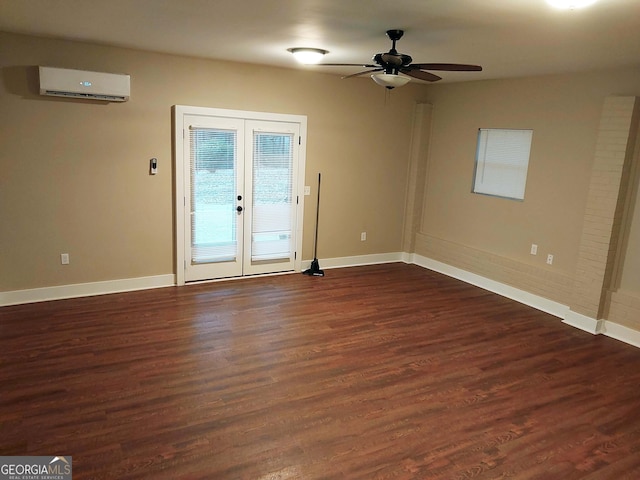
xmin=415 ymin=68 xmax=640 ymax=323
xmin=0 ymin=31 xmax=424 ymax=291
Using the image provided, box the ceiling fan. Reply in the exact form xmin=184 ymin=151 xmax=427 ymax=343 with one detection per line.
xmin=317 ymin=29 xmax=482 ymax=89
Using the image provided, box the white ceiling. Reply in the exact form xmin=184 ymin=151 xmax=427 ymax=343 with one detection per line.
xmin=1 ymin=0 xmax=639 ymax=84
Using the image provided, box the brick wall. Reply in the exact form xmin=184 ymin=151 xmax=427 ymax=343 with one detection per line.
xmin=414 ymin=233 xmax=573 ymax=304
xmin=569 ymin=96 xmax=639 ymax=318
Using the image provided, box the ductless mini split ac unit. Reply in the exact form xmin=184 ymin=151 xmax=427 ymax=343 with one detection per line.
xmin=39 ymin=66 xmax=131 ymax=102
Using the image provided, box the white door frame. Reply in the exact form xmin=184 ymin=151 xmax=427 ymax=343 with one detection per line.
xmin=173 ymin=105 xmax=307 ymax=286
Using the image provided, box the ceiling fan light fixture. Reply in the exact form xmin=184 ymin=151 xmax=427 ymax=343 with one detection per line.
xmin=288 ymin=48 xmax=328 ymax=65
xmin=371 ymin=73 xmax=411 ymax=89
xmin=546 ymin=0 xmax=597 ymax=9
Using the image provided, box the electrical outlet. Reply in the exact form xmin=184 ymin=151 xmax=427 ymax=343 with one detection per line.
xmin=361 ymin=232 xmax=367 ymax=241
xmin=530 ymin=244 xmax=538 ymax=255
xmin=546 ymin=254 xmax=554 ymax=265
xmin=61 ymin=253 xmax=70 ymax=265
xmin=304 ymin=186 xmax=311 ymax=195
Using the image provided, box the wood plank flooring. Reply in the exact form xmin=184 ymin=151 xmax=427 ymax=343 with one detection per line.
xmin=2 ymin=263 xmax=640 ymax=479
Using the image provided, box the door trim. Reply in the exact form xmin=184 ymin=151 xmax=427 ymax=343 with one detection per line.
xmin=173 ymin=105 xmax=307 ymax=286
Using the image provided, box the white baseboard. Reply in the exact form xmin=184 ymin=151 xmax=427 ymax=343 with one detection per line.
xmin=2 ymin=254 xmax=639 ymax=351
xmin=562 ymin=310 xmax=604 ymax=334
xmin=3 ymin=254 xmax=406 ymax=306
xmin=601 ymin=321 xmax=640 ymax=349
xmin=0 ymin=274 xmax=175 ymax=306
xmin=303 ymin=252 xmax=404 ymax=270
xmin=408 ymin=253 xmax=640 ymax=350
xmin=6 ymin=253 xmax=403 ymax=306
xmin=408 ymin=253 xmax=569 ymax=318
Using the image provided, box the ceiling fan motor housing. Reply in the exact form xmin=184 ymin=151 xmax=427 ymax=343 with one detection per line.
xmin=373 ymin=52 xmax=412 ymax=74
xmin=373 ymin=30 xmax=413 ymax=74
xmin=314 ymin=28 xmax=482 ymax=86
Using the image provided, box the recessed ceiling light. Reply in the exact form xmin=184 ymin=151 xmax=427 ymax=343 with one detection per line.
xmin=546 ymin=0 xmax=597 ymax=9
xmin=287 ymin=48 xmax=328 ymax=65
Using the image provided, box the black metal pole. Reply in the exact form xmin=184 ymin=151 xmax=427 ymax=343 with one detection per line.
xmin=313 ymin=173 xmax=321 ymax=259
xmin=303 ymin=173 xmax=324 ymax=276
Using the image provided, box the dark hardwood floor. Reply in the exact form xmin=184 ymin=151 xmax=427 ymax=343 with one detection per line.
xmin=2 ymin=263 xmax=640 ymax=479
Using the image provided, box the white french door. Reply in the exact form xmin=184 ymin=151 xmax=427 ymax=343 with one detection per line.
xmin=175 ymin=106 xmax=306 ymax=284
xmin=185 ymin=115 xmax=244 ymax=280
xmin=244 ymin=120 xmax=300 ymax=276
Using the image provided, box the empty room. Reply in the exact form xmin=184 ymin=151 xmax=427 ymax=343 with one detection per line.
xmin=1 ymin=0 xmax=640 ymax=478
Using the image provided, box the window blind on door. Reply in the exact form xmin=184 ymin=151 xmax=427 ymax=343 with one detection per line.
xmin=251 ymin=132 xmax=294 ymax=261
xmin=190 ymin=127 xmax=238 ymax=263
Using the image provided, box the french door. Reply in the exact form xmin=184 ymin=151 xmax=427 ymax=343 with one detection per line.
xmin=174 ymin=106 xmax=306 ymax=284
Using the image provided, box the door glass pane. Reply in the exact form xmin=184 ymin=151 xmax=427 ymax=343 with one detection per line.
xmin=190 ymin=127 xmax=237 ymax=263
xmin=251 ymin=132 xmax=293 ymax=261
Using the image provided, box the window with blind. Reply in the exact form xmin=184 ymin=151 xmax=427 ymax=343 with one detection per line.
xmin=251 ymin=132 xmax=294 ymax=262
xmin=190 ymin=127 xmax=238 ymax=264
xmin=473 ymin=128 xmax=533 ymax=200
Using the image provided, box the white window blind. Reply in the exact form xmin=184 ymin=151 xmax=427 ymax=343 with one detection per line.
xmin=251 ymin=132 xmax=294 ymax=261
xmin=190 ymin=127 xmax=238 ymax=263
xmin=473 ymin=128 xmax=533 ymax=200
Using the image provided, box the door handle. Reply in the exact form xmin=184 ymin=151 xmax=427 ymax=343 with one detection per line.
xmin=237 ymin=206 xmax=243 ymax=212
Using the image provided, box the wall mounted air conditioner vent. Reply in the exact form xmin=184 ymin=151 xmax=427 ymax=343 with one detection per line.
xmin=39 ymin=66 xmax=130 ymax=102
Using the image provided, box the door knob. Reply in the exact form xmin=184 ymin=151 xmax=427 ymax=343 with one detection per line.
xmin=237 ymin=206 xmax=243 ymax=212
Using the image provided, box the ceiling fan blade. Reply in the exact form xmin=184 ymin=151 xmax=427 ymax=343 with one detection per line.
xmin=401 ymin=69 xmax=442 ymax=82
xmin=342 ymin=68 xmax=383 ymax=79
xmin=316 ymin=63 xmax=378 ymax=68
xmin=409 ymin=63 xmax=483 ymax=72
